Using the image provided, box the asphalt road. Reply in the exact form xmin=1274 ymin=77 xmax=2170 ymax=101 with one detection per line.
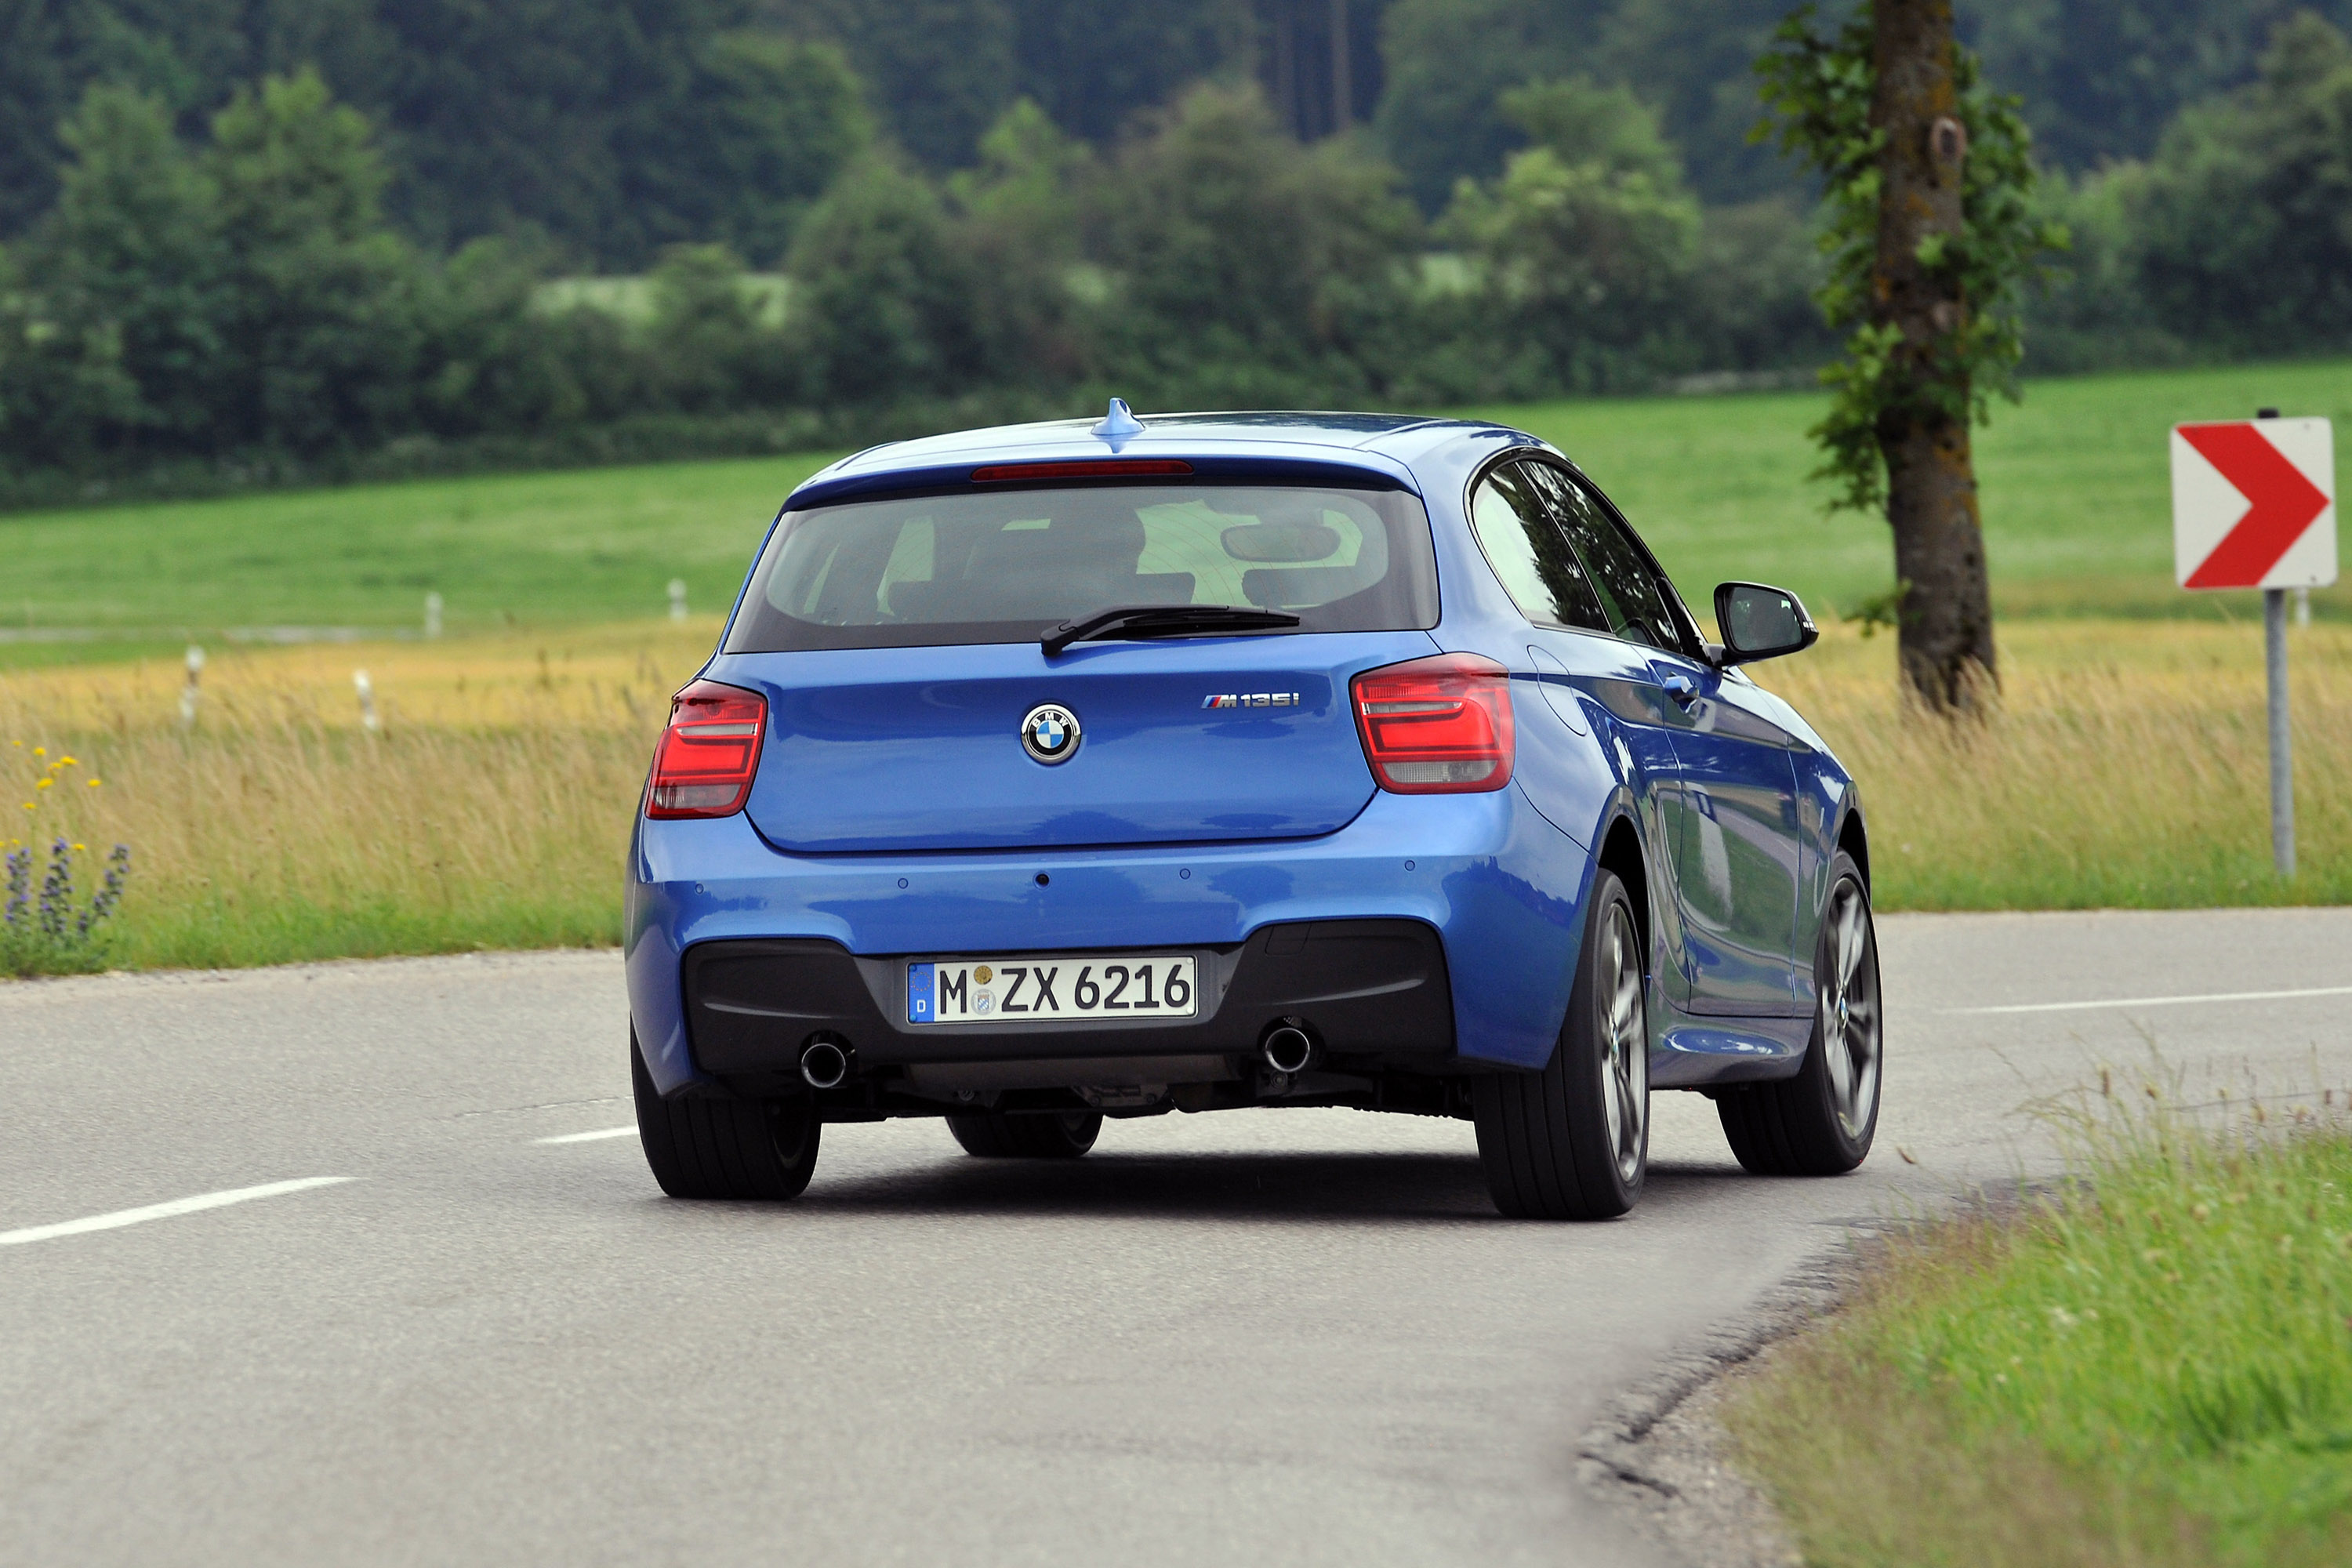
xmin=6 ymin=909 xmax=2352 ymax=1567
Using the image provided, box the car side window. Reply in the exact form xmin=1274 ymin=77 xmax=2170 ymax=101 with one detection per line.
xmin=1529 ymin=465 xmax=1682 ymax=651
xmin=1468 ymin=461 xmax=1610 ymax=632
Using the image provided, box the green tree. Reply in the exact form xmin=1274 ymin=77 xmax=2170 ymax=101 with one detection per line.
xmin=949 ymin=99 xmax=1097 ymax=383
xmin=1440 ymin=79 xmax=1702 ymax=390
xmin=0 ymin=83 xmax=221 ymax=461
xmin=2125 ymin=13 xmax=2352 ymax=355
xmin=1372 ymin=0 xmax=1588 ymax=212
xmin=412 ymin=235 xmax=631 ymax=437
xmin=0 ymin=0 xmax=76 ymax=236
xmin=1759 ymin=1 xmax=2063 ymax=710
xmin=2011 ymin=163 xmax=2174 ymax=372
xmin=1964 ymin=0 xmax=2352 ymax=174
xmin=639 ymin=242 xmax=797 ymax=412
xmin=1009 ymin=0 xmax=1254 ymax=144
xmin=1590 ymin=0 xmax=1800 ymax=201
xmin=1092 ymin=82 xmax=1423 ymax=407
xmin=1686 ymin=195 xmax=1836 ymax=372
xmin=0 ymin=0 xmax=261 ymax=235
xmin=785 ymin=0 xmax=1018 ymax=169
xmin=786 ymin=154 xmax=989 ymax=405
xmin=626 ymin=31 xmax=872 ymax=267
xmin=354 ymin=0 xmax=713 ymax=265
xmin=205 ymin=68 xmax=423 ymax=455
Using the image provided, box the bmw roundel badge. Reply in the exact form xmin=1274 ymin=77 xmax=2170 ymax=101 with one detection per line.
xmin=1020 ymin=702 xmax=1081 ymax=764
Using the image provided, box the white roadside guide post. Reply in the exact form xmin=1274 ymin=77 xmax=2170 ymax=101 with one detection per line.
xmin=2170 ymin=408 xmax=2337 ymax=877
xmin=353 ymin=670 xmax=380 ymax=733
xmin=668 ymin=578 xmax=689 ymax=622
xmin=179 ymin=644 xmax=205 ymax=728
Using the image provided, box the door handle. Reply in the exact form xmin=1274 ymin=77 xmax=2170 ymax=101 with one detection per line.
xmin=1661 ymin=673 xmax=1698 ymax=707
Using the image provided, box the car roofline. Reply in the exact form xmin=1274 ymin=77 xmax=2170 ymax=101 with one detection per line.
xmin=783 ymin=445 xmax=1430 ymax=512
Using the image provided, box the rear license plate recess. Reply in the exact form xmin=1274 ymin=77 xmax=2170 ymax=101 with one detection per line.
xmin=907 ymin=955 xmax=1196 ymax=1024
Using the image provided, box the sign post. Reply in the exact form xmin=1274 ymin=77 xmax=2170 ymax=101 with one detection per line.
xmin=2266 ymin=584 xmax=2292 ymax=876
xmin=2171 ymin=409 xmax=2337 ymax=877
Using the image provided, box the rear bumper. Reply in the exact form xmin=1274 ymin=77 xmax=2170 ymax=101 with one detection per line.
xmin=685 ymin=919 xmax=1453 ymax=1098
xmin=626 ymin=786 xmax=1595 ymax=1097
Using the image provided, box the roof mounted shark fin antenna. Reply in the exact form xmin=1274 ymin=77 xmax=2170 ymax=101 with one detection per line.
xmin=1092 ymin=397 xmax=1145 ymax=448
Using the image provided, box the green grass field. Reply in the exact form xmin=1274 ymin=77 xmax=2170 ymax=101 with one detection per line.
xmin=4 ymin=359 xmax=2347 ymax=670
xmin=1483 ymin=356 xmax=2352 ymax=621
xmin=0 ymin=452 xmax=838 ymax=662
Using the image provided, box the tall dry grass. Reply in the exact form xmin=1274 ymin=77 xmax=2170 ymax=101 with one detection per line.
xmin=2 ymin=624 xmax=710 ymax=970
xmin=1759 ymin=619 xmax=2352 ymax=909
xmin=1 ymin=617 xmax=2343 ymax=973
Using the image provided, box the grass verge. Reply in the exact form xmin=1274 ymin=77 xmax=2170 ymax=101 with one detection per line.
xmin=1728 ymin=1085 xmax=2352 ymax=1566
xmin=1 ymin=615 xmax=2344 ymax=975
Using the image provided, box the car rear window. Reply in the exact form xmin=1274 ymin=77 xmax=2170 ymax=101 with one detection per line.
xmin=724 ymin=482 xmax=1440 ymax=652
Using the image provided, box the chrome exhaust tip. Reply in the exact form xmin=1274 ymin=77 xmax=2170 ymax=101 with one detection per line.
xmin=1260 ymin=1022 xmax=1316 ymax=1077
xmin=799 ymin=1038 xmax=851 ymax=1091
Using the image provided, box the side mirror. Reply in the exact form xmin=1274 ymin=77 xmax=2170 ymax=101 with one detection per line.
xmin=1712 ymin=582 xmax=1818 ymax=666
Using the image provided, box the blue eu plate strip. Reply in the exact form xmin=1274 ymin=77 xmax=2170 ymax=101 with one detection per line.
xmin=906 ymin=963 xmax=935 ymax=1024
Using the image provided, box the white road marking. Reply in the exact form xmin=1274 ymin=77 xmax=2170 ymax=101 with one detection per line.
xmin=1946 ymin=984 xmax=2352 ymax=1016
xmin=536 ymin=1126 xmax=639 ymax=1145
xmin=0 ymin=1177 xmax=355 ymax=1248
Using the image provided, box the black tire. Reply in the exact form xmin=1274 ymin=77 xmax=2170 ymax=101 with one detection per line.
xmin=946 ymin=1110 xmax=1102 ymax=1159
xmin=631 ymin=1030 xmax=820 ymax=1199
xmin=1472 ymin=869 xmax=1650 ymax=1220
xmin=1717 ymin=851 xmax=1882 ymax=1175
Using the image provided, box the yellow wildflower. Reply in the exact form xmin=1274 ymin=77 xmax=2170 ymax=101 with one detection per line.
xmin=71 ymin=843 xmax=84 ymax=851
xmin=35 ymin=778 xmax=51 ymax=790
xmin=88 ymin=778 xmax=102 ymax=788
xmin=32 ymin=746 xmax=44 ymax=756
xmin=58 ymin=756 xmax=76 ymax=766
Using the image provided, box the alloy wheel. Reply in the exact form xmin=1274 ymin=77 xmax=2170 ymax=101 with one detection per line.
xmin=1597 ymin=902 xmax=1650 ymax=1185
xmin=1817 ymin=879 xmax=1881 ymax=1139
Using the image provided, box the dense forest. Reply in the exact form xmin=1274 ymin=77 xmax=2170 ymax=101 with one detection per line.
xmin=2 ymin=0 xmax=2350 ymax=491
xmin=9 ymin=1 xmax=2345 ymax=256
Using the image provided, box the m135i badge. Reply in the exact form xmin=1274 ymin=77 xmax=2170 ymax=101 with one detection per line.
xmin=1021 ymin=703 xmax=1081 ymax=764
xmin=1202 ymin=692 xmax=1301 ymax=709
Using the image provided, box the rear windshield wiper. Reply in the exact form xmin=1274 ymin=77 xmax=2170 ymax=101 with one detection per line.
xmin=1042 ymin=604 xmax=1301 ymax=658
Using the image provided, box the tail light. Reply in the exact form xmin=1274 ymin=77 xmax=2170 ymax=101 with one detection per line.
xmin=645 ymin=680 xmax=767 ymax=818
xmin=1351 ymin=653 xmax=1515 ymax=793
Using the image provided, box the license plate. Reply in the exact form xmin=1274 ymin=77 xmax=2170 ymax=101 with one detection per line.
xmin=907 ymin=955 xmax=1197 ymax=1024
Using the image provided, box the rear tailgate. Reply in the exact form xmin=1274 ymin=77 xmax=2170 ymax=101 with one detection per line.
xmin=717 ymin=633 xmax=1437 ymax=853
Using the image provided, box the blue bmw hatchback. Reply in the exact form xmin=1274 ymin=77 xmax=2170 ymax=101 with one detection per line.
xmin=626 ymin=404 xmax=1882 ymax=1219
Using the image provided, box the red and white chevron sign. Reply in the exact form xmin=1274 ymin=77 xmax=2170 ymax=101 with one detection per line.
xmin=2171 ymin=418 xmax=2336 ymax=590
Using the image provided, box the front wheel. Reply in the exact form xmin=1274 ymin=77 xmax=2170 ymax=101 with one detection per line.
xmin=1473 ymin=869 xmax=1650 ymax=1220
xmin=1716 ymin=851 xmax=1881 ymax=1174
xmin=948 ymin=1110 xmax=1102 ymax=1159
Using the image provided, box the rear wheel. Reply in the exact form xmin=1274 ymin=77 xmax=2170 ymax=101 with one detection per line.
xmin=1716 ymin=851 xmax=1881 ymax=1174
xmin=947 ymin=1110 xmax=1102 ymax=1159
xmin=1473 ymin=869 xmax=1649 ymax=1220
xmin=631 ymin=1031 xmax=820 ymax=1199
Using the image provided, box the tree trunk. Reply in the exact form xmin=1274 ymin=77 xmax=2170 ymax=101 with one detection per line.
xmin=1272 ymin=3 xmax=1299 ymax=140
xmin=1330 ymin=0 xmax=1353 ymax=131
xmin=1870 ymin=0 xmax=1996 ymax=710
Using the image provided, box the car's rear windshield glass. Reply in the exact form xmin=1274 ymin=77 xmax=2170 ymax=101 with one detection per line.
xmin=724 ymin=481 xmax=1440 ymax=652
